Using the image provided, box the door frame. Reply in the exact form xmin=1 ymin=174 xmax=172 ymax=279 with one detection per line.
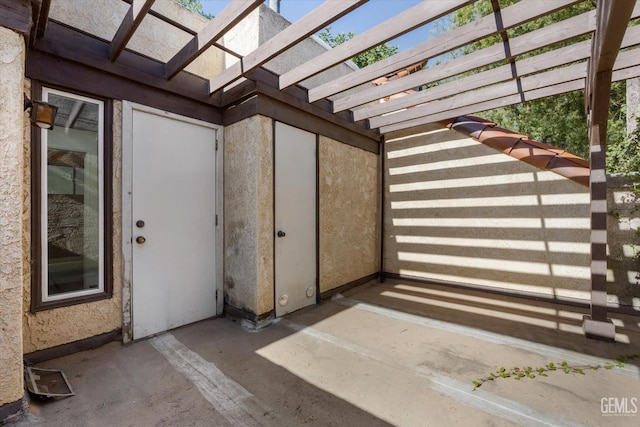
xmin=121 ymin=101 xmax=224 ymax=342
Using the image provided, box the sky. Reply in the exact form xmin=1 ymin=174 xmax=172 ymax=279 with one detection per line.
xmin=199 ymin=0 xmax=439 ymax=51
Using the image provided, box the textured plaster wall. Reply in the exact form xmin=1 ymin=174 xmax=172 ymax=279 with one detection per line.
xmin=21 ymin=99 xmax=124 ymax=353
xmin=50 ymin=0 xmax=223 ymax=79
xmin=224 ymin=116 xmax=274 ymax=316
xmin=0 ymin=26 xmax=25 ymax=407
xmin=319 ymin=137 xmax=380 ymax=292
xmin=384 ymin=125 xmax=594 ymax=301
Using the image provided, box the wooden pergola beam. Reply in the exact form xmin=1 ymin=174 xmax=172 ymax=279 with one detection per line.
xmin=355 ymin=40 xmax=590 ymax=122
xmin=109 ymin=0 xmax=155 ymax=62
xmin=373 ymin=62 xmax=586 ymax=129
xmin=332 ymin=10 xmax=597 ymax=114
xmin=278 ymin=0 xmax=473 ymax=90
xmin=583 ymin=0 xmax=637 ymax=342
xmin=371 ymin=46 xmax=640 ymax=129
xmin=164 ymin=0 xmax=263 ymax=80
xmin=208 ymin=0 xmax=367 ymax=95
xmin=308 ymin=0 xmax=581 ymax=103
xmin=0 ymin=0 xmax=31 ymax=35
xmin=33 ymin=20 xmax=220 ymax=107
xmin=362 ymin=24 xmax=640 ymax=123
xmin=378 ymin=59 xmax=640 ymax=134
xmin=27 ymin=0 xmax=51 ymax=44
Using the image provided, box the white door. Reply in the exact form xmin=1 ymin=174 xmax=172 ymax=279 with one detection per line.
xmin=274 ymin=122 xmax=317 ymax=316
xmin=130 ymin=108 xmax=219 ymax=339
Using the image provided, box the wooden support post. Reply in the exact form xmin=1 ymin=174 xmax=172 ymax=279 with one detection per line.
xmin=581 ymin=0 xmax=637 ymax=341
xmin=583 ymin=69 xmax=615 ymax=341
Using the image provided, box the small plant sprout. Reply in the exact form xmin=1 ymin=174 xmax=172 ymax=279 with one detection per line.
xmin=471 ymin=354 xmax=640 ymax=391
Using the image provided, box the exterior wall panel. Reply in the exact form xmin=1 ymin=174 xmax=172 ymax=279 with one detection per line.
xmin=384 ymin=125 xmax=593 ymax=301
xmin=224 ymin=115 xmax=274 ymax=316
xmin=319 ymin=137 xmax=380 ymax=293
xmin=21 ymin=99 xmax=123 ymax=353
xmin=0 ymin=25 xmax=25 ymax=408
xmin=384 ymin=125 xmax=639 ymax=309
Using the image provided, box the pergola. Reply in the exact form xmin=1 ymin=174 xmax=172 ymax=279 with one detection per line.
xmin=5 ymin=0 xmax=639 ymax=340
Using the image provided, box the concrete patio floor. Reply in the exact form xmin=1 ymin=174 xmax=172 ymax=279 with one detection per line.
xmin=10 ymin=279 xmax=640 ymax=427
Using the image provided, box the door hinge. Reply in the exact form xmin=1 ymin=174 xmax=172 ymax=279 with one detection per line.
xmin=216 ymin=289 xmax=218 ymax=301
xmin=215 ymin=140 xmax=219 ymax=151
xmin=215 ymin=214 xmax=218 ymax=226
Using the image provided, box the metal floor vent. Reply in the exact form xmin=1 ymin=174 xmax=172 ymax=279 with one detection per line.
xmin=25 ymin=367 xmax=75 ymax=398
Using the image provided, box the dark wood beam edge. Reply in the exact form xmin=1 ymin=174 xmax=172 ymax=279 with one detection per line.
xmin=0 ymin=399 xmax=24 ymax=423
xmin=222 ymin=94 xmax=259 ymax=125
xmin=0 ymin=0 xmax=31 ymax=35
xmin=319 ymin=273 xmax=378 ymax=300
xmin=28 ymin=0 xmax=40 ymax=42
xmin=249 ymin=67 xmax=378 ymax=139
xmin=223 ymin=92 xmax=379 ymax=154
xmin=34 ymin=0 xmax=49 ymax=39
xmin=219 ymin=77 xmax=258 ymax=107
xmin=32 ymin=20 xmax=223 ymax=108
xmin=23 ymin=329 xmax=122 ymax=365
xmin=26 ymin=49 xmax=222 ymax=124
xmin=257 ymin=94 xmax=379 ymax=154
xmin=222 ymin=67 xmax=379 ymax=153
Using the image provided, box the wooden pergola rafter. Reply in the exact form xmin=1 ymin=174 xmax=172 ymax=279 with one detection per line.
xmin=20 ymin=0 xmax=639 ymax=138
xmin=8 ymin=0 xmax=639 ymax=340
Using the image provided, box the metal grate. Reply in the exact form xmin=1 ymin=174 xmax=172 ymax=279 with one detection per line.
xmin=25 ymin=367 xmax=75 ymax=398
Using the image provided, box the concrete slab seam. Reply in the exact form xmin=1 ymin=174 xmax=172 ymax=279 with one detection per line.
xmin=279 ymin=319 xmax=578 ymax=427
xmin=420 ymin=369 xmax=585 ymax=427
xmin=150 ymin=333 xmax=265 ymax=427
xmin=336 ymin=298 xmax=640 ymax=378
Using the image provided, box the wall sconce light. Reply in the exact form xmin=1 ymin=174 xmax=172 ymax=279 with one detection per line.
xmin=24 ymin=94 xmax=58 ymax=130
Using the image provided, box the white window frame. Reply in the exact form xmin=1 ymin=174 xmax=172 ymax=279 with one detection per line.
xmin=40 ymin=88 xmax=105 ymax=302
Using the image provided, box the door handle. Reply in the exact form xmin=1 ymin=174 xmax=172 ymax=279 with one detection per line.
xmin=277 ymin=230 xmax=286 ymax=238
xmin=136 ymin=236 xmax=146 ymax=244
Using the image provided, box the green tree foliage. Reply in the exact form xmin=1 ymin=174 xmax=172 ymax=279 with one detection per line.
xmin=175 ymin=0 xmax=213 ymax=19
xmin=448 ymin=0 xmax=636 ymax=173
xmin=318 ymin=27 xmax=398 ymax=69
xmin=608 ymin=117 xmax=640 ymax=175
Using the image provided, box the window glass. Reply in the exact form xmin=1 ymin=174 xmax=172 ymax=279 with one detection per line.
xmin=42 ymin=90 xmax=104 ymax=300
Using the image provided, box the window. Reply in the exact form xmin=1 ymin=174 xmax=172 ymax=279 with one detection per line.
xmin=32 ymin=87 xmax=112 ymax=310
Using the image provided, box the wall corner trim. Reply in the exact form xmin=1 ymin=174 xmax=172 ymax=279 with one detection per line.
xmin=23 ymin=329 xmax=122 ymax=365
xmin=319 ymin=273 xmax=379 ymax=300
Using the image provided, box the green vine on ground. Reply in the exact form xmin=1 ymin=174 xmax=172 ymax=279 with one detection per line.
xmin=472 ymin=354 xmax=640 ymax=391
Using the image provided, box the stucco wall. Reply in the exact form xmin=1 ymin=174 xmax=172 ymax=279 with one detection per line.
xmin=319 ymin=137 xmax=379 ymax=292
xmin=21 ymin=99 xmax=123 ymax=353
xmin=384 ymin=124 xmax=594 ymax=301
xmin=50 ymin=0 xmax=224 ymax=79
xmin=0 ymin=26 xmax=26 ymax=407
xmin=384 ymin=125 xmax=640 ymax=308
xmin=224 ymin=115 xmax=274 ymax=316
